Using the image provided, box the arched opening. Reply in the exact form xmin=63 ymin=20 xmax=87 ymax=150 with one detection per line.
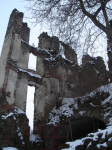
xmin=69 ymin=117 xmax=106 ymax=141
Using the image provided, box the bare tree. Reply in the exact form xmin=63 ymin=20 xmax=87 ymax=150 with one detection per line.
xmin=25 ymin=0 xmax=112 ymax=80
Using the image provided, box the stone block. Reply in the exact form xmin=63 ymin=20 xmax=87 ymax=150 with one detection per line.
xmin=75 ymin=145 xmax=84 ymax=150
xmin=99 ymin=138 xmax=105 ymax=144
xmin=84 ymin=138 xmax=92 ymax=147
xmin=107 ymin=141 xmax=112 ymax=149
xmin=105 ymin=132 xmax=112 ymax=140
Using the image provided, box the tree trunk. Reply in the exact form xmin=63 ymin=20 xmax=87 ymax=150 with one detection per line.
xmin=107 ymin=20 xmax=112 ymax=82
xmin=107 ymin=38 xmax=112 ymax=82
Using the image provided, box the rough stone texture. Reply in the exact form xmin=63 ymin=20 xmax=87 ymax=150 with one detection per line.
xmin=82 ymin=55 xmax=107 ymax=74
xmin=0 ymin=9 xmax=112 ymax=149
xmin=0 ymin=88 xmax=39 ymax=150
xmin=73 ymin=131 xmax=112 ymax=150
xmin=0 ymin=8 xmax=109 ymax=124
xmin=21 ymin=23 xmax=30 ymax=43
xmin=60 ymin=41 xmax=77 ymax=64
xmin=39 ymin=125 xmax=68 ymax=149
xmin=38 ymin=32 xmax=59 ymax=54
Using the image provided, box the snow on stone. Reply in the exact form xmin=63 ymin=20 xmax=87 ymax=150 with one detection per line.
xmin=69 ymin=84 xmax=75 ymax=88
xmin=1 ymin=112 xmax=14 ymax=119
xmin=74 ymin=100 xmax=78 ymax=109
xmin=104 ymin=110 xmax=111 ymax=119
xmin=14 ymin=107 xmax=25 ymax=114
xmin=87 ymin=141 xmax=92 ymax=148
xmin=102 ymin=95 xmax=112 ymax=105
xmin=64 ymin=138 xmax=84 ymax=150
xmin=88 ymin=126 xmax=112 ymax=140
xmin=108 ymin=137 xmax=112 ymax=141
xmin=95 ymin=69 xmax=99 ymax=74
xmin=21 ymin=39 xmax=29 ymax=45
xmin=90 ymin=102 xmax=95 ymax=107
xmin=30 ymin=133 xmax=39 ymax=143
xmin=97 ymin=142 xmax=107 ymax=149
xmin=78 ymin=111 xmax=86 ymax=116
xmin=13 ymin=116 xmax=16 ymax=120
xmin=79 ymin=83 xmax=112 ymax=105
xmin=18 ymin=68 xmax=42 ymax=79
xmin=90 ymin=102 xmax=99 ymax=107
xmin=93 ymin=134 xmax=99 ymax=141
xmin=48 ymin=98 xmax=74 ymax=124
xmin=1 ymin=107 xmax=25 ymax=120
xmin=36 ymin=48 xmax=52 ymax=56
xmin=62 ymin=98 xmax=74 ymax=105
xmin=62 ymin=126 xmax=112 ymax=150
xmin=44 ymin=57 xmax=55 ymax=61
xmin=17 ymin=127 xmax=24 ymax=141
xmin=108 ymin=117 xmax=112 ymax=126
xmin=48 ymin=83 xmax=112 ymax=125
xmin=2 ymin=148 xmax=18 ymax=150
xmin=48 ymin=114 xmax=60 ymax=124
xmin=18 ymin=132 xmax=23 ymax=139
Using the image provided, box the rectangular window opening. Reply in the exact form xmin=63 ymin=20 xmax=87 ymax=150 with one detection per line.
xmin=59 ymin=43 xmax=65 ymax=58
xmin=28 ymin=53 xmax=37 ymax=71
xmin=26 ymin=86 xmax=35 ymax=133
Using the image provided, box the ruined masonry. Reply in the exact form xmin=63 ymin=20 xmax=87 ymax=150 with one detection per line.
xmin=0 ymin=9 xmax=110 ymax=135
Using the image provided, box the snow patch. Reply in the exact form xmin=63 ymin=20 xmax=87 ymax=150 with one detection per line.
xmin=14 ymin=107 xmax=25 ymax=114
xmin=1 ymin=112 xmax=14 ymax=119
xmin=2 ymin=148 xmax=18 ymax=150
xmin=97 ymin=142 xmax=107 ymax=149
xmin=63 ymin=126 xmax=112 ymax=150
xmin=30 ymin=134 xmax=39 ymax=143
xmin=79 ymin=111 xmax=86 ymax=116
xmin=48 ymin=98 xmax=74 ymax=124
xmin=18 ymin=68 xmax=41 ymax=79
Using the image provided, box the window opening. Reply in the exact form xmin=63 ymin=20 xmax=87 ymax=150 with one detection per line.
xmin=59 ymin=43 xmax=65 ymax=58
xmin=28 ymin=53 xmax=37 ymax=71
xmin=26 ymin=86 xmax=35 ymax=133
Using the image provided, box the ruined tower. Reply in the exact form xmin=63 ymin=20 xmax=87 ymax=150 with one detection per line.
xmin=0 ymin=9 xmax=30 ymax=110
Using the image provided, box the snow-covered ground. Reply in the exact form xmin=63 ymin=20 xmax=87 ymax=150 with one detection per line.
xmin=62 ymin=126 xmax=112 ymax=150
xmin=2 ymin=147 xmax=18 ymax=150
xmin=1 ymin=83 xmax=112 ymax=150
xmin=47 ymin=83 xmax=112 ymax=149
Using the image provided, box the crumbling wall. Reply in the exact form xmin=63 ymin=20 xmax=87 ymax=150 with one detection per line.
xmin=0 ymin=9 xmax=110 ymax=137
xmin=60 ymin=41 xmax=77 ymax=64
xmin=38 ymin=32 xmax=59 ymax=54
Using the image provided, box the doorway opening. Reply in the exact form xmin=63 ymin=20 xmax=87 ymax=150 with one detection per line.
xmin=69 ymin=117 xmax=106 ymax=141
xmin=26 ymin=86 xmax=35 ymax=133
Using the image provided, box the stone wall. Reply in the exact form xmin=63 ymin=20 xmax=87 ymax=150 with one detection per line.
xmin=60 ymin=41 xmax=77 ymax=64
xmin=38 ymin=32 xmax=59 ymax=54
xmin=0 ymin=8 xmax=110 ymax=140
xmin=0 ymin=88 xmax=40 ymax=150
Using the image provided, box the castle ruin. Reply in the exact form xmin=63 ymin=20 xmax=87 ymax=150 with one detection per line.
xmin=0 ymin=9 xmax=111 ymax=139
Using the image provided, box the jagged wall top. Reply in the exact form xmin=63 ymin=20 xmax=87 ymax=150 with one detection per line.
xmin=6 ymin=9 xmax=30 ymax=43
xmin=38 ymin=32 xmax=59 ymax=54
